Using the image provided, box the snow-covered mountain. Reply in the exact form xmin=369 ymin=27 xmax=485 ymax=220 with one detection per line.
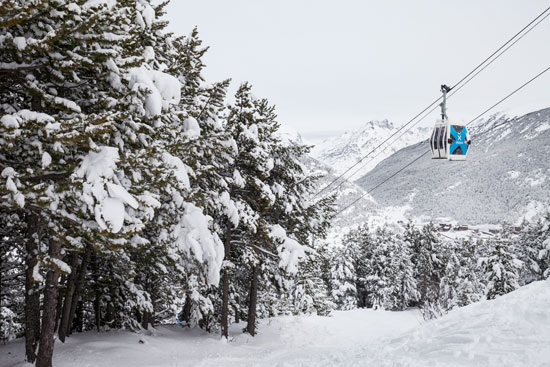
xmin=310 ymin=119 xmax=430 ymax=178
xmin=276 ymin=123 xmax=305 ymax=146
xmin=356 ymin=107 xmax=550 ymax=225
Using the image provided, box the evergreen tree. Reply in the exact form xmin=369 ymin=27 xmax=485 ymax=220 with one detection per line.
xmin=517 ymin=213 xmax=550 ymax=284
xmin=438 ymin=242 xmax=462 ymax=312
xmin=330 ymin=245 xmax=358 ymax=310
xmin=479 ymin=239 xmax=522 ymax=300
xmin=391 ymin=235 xmax=419 ymax=311
xmin=538 ymin=212 xmax=550 ymax=279
xmin=454 ymin=238 xmax=483 ymax=307
xmin=348 ymin=224 xmax=372 ymax=308
xmin=364 ymin=226 xmax=395 ymax=309
xmin=413 ymin=223 xmax=444 ymax=308
xmin=0 ymin=211 xmax=25 ymax=342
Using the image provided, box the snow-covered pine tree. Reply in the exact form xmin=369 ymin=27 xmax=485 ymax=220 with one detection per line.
xmin=516 ymin=220 xmax=542 ymax=285
xmin=537 ymin=212 xmax=550 ymax=279
xmin=365 ymin=226 xmax=405 ymax=310
xmin=330 ymin=244 xmax=358 ymax=310
xmin=222 ymin=82 xmax=333 ymax=335
xmin=340 ymin=224 xmax=371 ymax=308
xmin=442 ymin=238 xmax=484 ymax=309
xmin=0 ymin=212 xmax=25 ymax=342
xmin=391 ymin=234 xmax=419 ymax=311
xmin=267 ymin=128 xmax=334 ymax=317
xmin=221 ymin=82 xmax=281 ymax=336
xmin=412 ymin=223 xmax=444 ymax=318
xmin=120 ymin=17 xmax=235 ymax=332
xmin=165 ymin=30 xmax=239 ymax=335
xmin=292 ymin=272 xmax=333 ymax=316
xmin=479 ymin=238 xmax=522 ymax=300
xmin=1 ymin=1 xmax=149 ymax=363
xmin=438 ymin=241 xmax=462 ymax=312
xmin=403 ymin=220 xmax=423 ymax=273
xmin=517 ymin=212 xmax=550 ymax=284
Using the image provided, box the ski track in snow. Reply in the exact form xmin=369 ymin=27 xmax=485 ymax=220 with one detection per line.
xmin=2 ymin=279 xmax=550 ymax=367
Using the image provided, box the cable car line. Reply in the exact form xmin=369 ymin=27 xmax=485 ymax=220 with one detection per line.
xmin=311 ymin=4 xmax=550 ymax=199
xmin=449 ymin=9 xmax=550 ymax=98
xmin=448 ymin=4 xmax=550 ymax=92
xmin=311 ymin=95 xmax=442 ymax=199
xmin=334 ymin=64 xmax=550 ymax=217
xmin=325 ymin=9 xmax=550 ymax=193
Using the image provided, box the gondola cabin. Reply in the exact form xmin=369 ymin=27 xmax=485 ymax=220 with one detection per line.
xmin=430 ymin=120 xmax=471 ymax=160
xmin=430 ymin=84 xmax=471 ymax=161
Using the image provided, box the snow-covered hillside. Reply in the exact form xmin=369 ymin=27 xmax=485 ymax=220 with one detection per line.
xmin=356 ymin=107 xmax=550 ymax=225
xmin=310 ymin=119 xmax=430 ymax=178
xmin=303 ymin=154 xmax=412 ymax=246
xmin=2 ymin=279 xmax=549 ymax=367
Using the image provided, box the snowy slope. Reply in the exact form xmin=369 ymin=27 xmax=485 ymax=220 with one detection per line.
xmin=0 ymin=310 xmax=421 ymax=367
xmin=382 ymin=278 xmax=550 ymax=366
xmin=305 ymin=155 xmax=379 ymax=229
xmin=310 ymin=119 xmax=430 ymax=178
xmin=2 ymin=279 xmax=549 ymax=367
xmin=356 ymin=107 xmax=550 ymax=225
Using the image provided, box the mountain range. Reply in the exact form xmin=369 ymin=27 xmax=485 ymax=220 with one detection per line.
xmin=310 ymin=119 xmax=430 ymax=179
xmin=354 ymin=107 xmax=550 ymax=225
xmin=286 ymin=107 xmax=549 ymax=232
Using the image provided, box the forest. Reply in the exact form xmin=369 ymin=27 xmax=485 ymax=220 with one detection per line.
xmin=1 ymin=2 xmax=550 ymax=367
xmin=0 ymin=1 xmax=335 ymax=366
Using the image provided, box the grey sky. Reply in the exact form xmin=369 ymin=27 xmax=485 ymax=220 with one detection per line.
xmin=162 ymin=1 xmax=550 ymax=143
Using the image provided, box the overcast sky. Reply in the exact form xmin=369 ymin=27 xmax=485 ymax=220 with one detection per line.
xmin=162 ymin=1 xmax=550 ymax=143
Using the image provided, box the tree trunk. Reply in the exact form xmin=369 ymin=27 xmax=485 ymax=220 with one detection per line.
xmin=245 ymin=264 xmax=260 ymax=336
xmin=73 ymin=301 xmax=84 ymax=332
xmin=221 ymin=223 xmax=232 ymax=338
xmin=104 ymin=284 xmax=116 ymax=328
xmin=54 ymin=273 xmax=66 ymax=332
xmin=182 ymin=293 xmax=191 ymax=325
xmin=66 ymin=244 xmax=92 ymax=336
xmin=92 ymin=253 xmax=101 ymax=332
xmin=234 ymin=305 xmax=240 ymax=324
xmin=401 ymin=277 xmax=406 ymax=311
xmin=141 ymin=311 xmax=150 ymax=330
xmin=58 ymin=252 xmax=79 ymax=342
xmin=36 ymin=239 xmax=62 ymax=367
xmin=24 ymin=212 xmax=41 ymax=363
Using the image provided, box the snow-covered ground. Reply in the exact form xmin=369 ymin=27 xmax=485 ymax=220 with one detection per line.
xmin=2 ymin=279 xmax=549 ymax=367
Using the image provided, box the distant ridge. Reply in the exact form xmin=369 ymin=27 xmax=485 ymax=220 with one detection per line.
xmin=310 ymin=119 xmax=430 ymax=179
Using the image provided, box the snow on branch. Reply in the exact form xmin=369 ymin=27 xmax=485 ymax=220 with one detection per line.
xmin=173 ymin=203 xmax=225 ymax=286
xmin=270 ymin=224 xmax=308 ymax=275
xmin=75 ymin=146 xmax=139 ymax=233
xmin=129 ymin=67 xmax=181 ymax=117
